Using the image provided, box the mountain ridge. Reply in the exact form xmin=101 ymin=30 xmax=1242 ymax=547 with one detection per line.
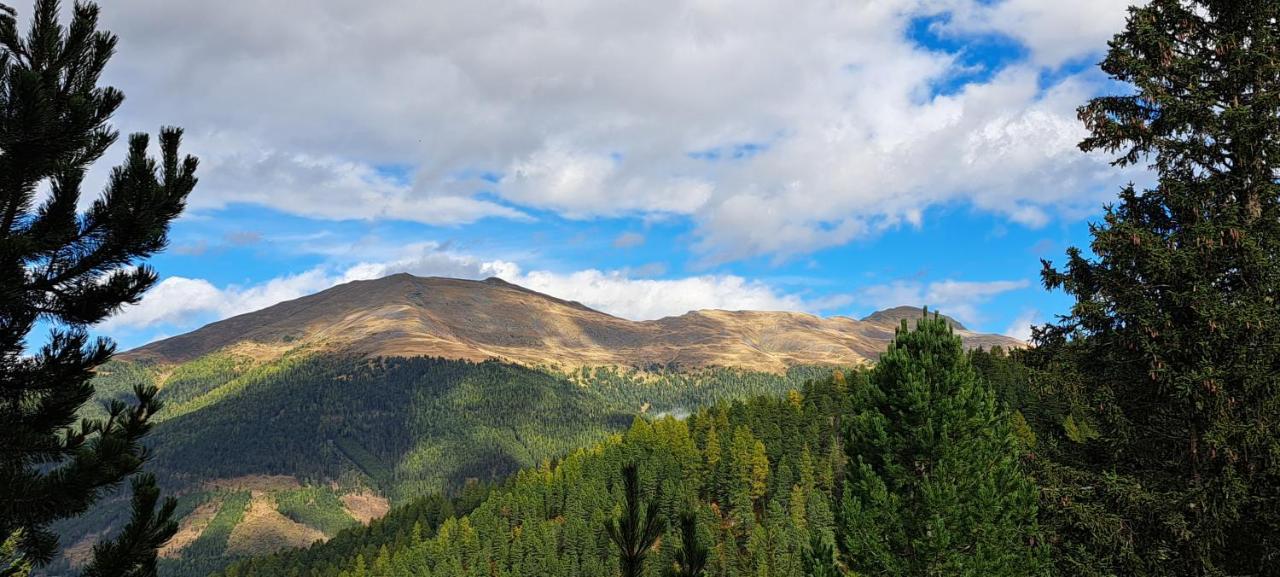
xmin=121 ymin=274 xmax=1023 ymax=373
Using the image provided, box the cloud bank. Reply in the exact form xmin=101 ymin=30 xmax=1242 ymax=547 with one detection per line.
xmin=91 ymin=0 xmax=1138 ymax=264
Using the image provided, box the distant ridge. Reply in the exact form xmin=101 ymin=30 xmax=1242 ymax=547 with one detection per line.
xmin=861 ymin=306 xmax=967 ymax=330
xmin=123 ymin=274 xmax=1024 ymax=373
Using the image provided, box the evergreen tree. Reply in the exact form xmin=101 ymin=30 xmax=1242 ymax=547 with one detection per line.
xmin=0 ymin=0 xmax=196 ymax=571
xmin=801 ymin=534 xmax=839 ymax=577
xmin=836 ymin=314 xmax=1046 ymax=577
xmin=605 ymin=464 xmax=663 ymax=577
xmin=1037 ymin=0 xmax=1280 ymax=574
xmin=668 ymin=511 xmax=707 ymax=577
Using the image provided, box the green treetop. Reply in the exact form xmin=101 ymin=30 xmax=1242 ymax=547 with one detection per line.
xmin=837 ymin=314 xmax=1047 ymax=577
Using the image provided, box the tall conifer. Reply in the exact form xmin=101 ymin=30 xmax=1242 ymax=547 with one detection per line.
xmin=837 ymin=314 xmax=1047 ymax=577
xmin=0 ymin=0 xmax=196 ymax=572
xmin=1038 ymin=1 xmax=1280 ymax=573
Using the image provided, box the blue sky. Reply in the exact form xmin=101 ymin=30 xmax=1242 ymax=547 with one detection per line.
xmin=78 ymin=0 xmax=1140 ymax=351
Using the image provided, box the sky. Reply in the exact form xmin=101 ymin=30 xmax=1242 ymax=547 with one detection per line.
xmin=60 ymin=0 xmax=1147 ymax=351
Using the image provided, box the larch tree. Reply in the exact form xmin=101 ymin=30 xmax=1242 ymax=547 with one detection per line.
xmin=0 ymin=0 xmax=196 ymax=574
xmin=1037 ymin=0 xmax=1280 ymax=574
xmin=837 ymin=314 xmax=1047 ymax=577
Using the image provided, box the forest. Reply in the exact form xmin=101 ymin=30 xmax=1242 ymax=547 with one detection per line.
xmin=210 ymin=324 xmax=1054 ymax=577
xmin=41 ymin=354 xmax=838 ymax=577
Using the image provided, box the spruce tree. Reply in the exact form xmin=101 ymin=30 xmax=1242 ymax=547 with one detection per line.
xmin=605 ymin=464 xmax=663 ymax=577
xmin=0 ymin=0 xmax=196 ymax=572
xmin=836 ymin=314 xmax=1047 ymax=577
xmin=1037 ymin=1 xmax=1280 ymax=574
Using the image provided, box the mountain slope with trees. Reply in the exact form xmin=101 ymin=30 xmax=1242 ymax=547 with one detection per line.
xmin=216 ymin=316 xmax=1044 ymax=577
xmin=39 ymin=274 xmax=1020 ymax=575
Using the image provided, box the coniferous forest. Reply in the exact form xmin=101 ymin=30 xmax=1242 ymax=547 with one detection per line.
xmin=3 ymin=1 xmax=1280 ymax=577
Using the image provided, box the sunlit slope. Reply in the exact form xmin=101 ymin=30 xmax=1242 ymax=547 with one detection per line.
xmin=121 ymin=274 xmax=1022 ymax=372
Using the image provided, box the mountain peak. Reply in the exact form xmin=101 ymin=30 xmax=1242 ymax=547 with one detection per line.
xmin=861 ymin=306 xmax=966 ymax=331
xmin=122 ymin=275 xmax=1021 ymax=371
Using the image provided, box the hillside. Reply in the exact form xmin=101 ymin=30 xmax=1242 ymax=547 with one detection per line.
xmin=49 ymin=274 xmax=1022 ymax=576
xmin=121 ymin=274 xmax=1023 ymax=372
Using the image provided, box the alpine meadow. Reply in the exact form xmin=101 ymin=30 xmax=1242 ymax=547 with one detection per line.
xmin=2 ymin=1 xmax=1278 ymax=577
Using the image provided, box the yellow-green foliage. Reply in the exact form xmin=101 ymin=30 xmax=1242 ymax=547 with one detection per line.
xmin=274 ymin=487 xmax=358 ymax=537
xmin=1011 ymin=410 xmax=1038 ymax=449
xmin=1063 ymin=413 xmax=1099 ymax=444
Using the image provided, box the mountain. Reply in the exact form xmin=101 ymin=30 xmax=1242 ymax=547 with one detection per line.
xmin=123 ymin=274 xmax=1022 ymax=372
xmin=51 ymin=274 xmax=1022 ymax=576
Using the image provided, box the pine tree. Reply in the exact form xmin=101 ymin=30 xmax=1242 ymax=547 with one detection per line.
xmin=836 ymin=314 xmax=1047 ymax=577
xmin=605 ymin=464 xmax=663 ymax=577
xmin=0 ymin=0 xmax=196 ymax=571
xmin=1037 ymin=1 xmax=1280 ymax=574
xmin=668 ymin=511 xmax=707 ymax=577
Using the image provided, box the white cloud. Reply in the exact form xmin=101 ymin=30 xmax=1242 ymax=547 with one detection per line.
xmin=99 ymin=269 xmax=335 ymax=331
xmin=101 ymin=240 xmax=861 ymax=332
xmin=932 ymin=0 xmax=1135 ymax=67
xmin=339 ymin=242 xmax=521 ymax=284
xmin=511 ymin=269 xmax=814 ymax=320
xmin=1003 ymin=308 xmax=1040 ymax=342
xmin=858 ymin=278 xmax=1030 ymax=327
xmin=84 ymin=0 xmax=1140 ymax=263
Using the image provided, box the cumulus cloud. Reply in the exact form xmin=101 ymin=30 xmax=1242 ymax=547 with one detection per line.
xmin=102 ymin=239 xmax=861 ymax=332
xmin=512 ymin=269 xmax=815 ymax=320
xmin=98 ymin=269 xmax=336 ymax=331
xmin=932 ymin=0 xmax=1136 ymax=67
xmin=1003 ymin=308 xmax=1040 ymax=342
xmin=858 ymin=278 xmax=1031 ymax=327
xmin=86 ymin=0 xmax=1138 ymax=263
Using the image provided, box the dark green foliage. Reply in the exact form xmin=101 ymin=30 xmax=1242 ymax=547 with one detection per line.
xmin=182 ymin=492 xmax=249 ymax=562
xmin=0 ymin=0 xmax=196 ymax=572
xmin=212 ymin=374 xmax=856 ymax=577
xmin=81 ymin=474 xmax=177 ymax=577
xmin=218 ymin=485 xmax=490 ymax=577
xmin=1038 ymin=1 xmax=1280 ymax=574
xmin=48 ymin=353 xmax=835 ymax=576
xmin=836 ymin=315 xmax=1047 ymax=577
xmin=801 ymin=534 xmax=838 ymax=577
xmin=605 ymin=464 xmax=663 ymax=577
xmin=668 ymin=511 xmax=708 ymax=577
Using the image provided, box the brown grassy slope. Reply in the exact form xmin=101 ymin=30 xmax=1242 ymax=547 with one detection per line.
xmin=122 ymin=274 xmax=1024 ymax=373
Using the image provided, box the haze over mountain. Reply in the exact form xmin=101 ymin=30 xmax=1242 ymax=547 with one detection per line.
xmin=123 ymin=273 xmax=1023 ymax=372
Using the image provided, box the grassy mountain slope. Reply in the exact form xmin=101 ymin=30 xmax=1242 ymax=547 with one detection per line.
xmin=48 ymin=274 xmax=1023 ymax=575
xmin=121 ymin=274 xmax=1023 ymax=372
